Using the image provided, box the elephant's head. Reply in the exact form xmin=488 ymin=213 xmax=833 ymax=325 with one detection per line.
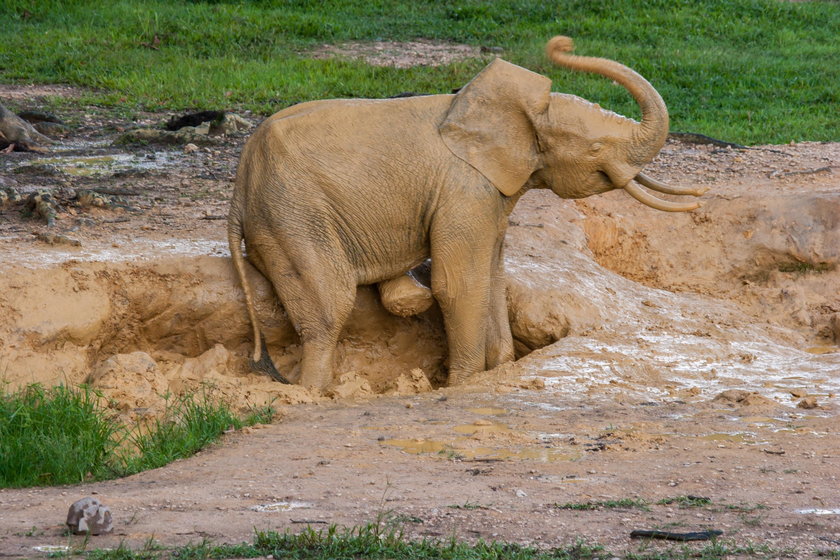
xmin=440 ymin=36 xmax=707 ymax=211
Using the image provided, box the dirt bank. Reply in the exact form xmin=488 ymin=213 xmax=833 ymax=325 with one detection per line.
xmin=0 ymin=91 xmax=838 ymax=557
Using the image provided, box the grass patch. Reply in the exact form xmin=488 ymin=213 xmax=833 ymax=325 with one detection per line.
xmin=448 ymin=502 xmax=489 ymax=510
xmin=70 ymin=524 xmax=608 ymax=560
xmin=0 ymin=384 xmax=272 ymax=488
xmin=656 ymin=495 xmax=712 ymax=508
xmin=777 ymin=261 xmax=836 ymax=275
xmin=0 ymin=384 xmax=121 ymax=487
xmin=43 ymin=524 xmax=802 ymax=560
xmin=554 ymin=498 xmax=651 ymax=511
xmin=1 ymin=0 xmax=838 ymax=144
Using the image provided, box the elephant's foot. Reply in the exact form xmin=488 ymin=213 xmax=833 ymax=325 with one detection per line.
xmin=296 ymin=341 xmax=338 ymax=390
xmin=446 ymin=369 xmax=475 ymax=387
xmin=378 ymin=260 xmax=434 ymax=317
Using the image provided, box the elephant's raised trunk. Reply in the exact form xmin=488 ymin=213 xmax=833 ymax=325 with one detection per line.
xmin=545 ymin=36 xmax=706 ymax=212
xmin=545 ymin=36 xmax=668 ymax=163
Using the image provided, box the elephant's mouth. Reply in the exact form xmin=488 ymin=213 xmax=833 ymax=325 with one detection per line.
xmin=624 ymin=172 xmax=709 ymax=212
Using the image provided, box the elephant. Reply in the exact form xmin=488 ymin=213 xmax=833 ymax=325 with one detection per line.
xmin=228 ymin=35 xmax=707 ymax=389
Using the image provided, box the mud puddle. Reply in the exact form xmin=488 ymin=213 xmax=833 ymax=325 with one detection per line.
xmin=13 ymin=151 xmax=182 ymax=177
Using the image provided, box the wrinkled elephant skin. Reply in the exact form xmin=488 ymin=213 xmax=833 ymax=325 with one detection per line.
xmin=228 ymin=36 xmax=706 ymax=389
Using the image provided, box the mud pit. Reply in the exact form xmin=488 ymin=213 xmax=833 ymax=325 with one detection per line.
xmin=1 ymin=88 xmax=839 ymax=557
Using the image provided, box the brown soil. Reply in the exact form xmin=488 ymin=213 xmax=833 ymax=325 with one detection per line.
xmin=310 ymin=40 xmax=489 ymax=69
xmin=0 ymin=87 xmax=838 ymax=558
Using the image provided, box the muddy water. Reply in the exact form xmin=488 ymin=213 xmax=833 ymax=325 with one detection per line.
xmin=14 ymin=152 xmax=181 ymax=177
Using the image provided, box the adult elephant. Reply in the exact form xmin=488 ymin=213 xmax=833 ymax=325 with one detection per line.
xmin=228 ymin=36 xmax=706 ymax=389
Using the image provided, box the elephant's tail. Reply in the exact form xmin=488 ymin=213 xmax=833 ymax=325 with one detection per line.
xmin=227 ymin=207 xmax=291 ymax=384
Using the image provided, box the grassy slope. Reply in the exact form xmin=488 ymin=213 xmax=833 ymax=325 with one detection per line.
xmin=1 ymin=0 xmax=838 ymax=144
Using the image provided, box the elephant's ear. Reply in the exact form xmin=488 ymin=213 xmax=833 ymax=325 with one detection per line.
xmin=440 ymin=59 xmax=551 ymax=196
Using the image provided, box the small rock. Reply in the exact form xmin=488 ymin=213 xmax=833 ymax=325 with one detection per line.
xmin=797 ymin=396 xmax=819 ymax=409
xmin=66 ymin=497 xmax=113 ymax=535
xmin=830 ymin=314 xmax=840 ymax=344
xmin=35 ymin=232 xmax=82 ymax=247
xmin=183 ymin=143 xmax=199 ymax=153
xmin=713 ymin=389 xmax=751 ymax=403
xmin=32 ymin=121 xmax=70 ymax=138
xmin=210 ymin=113 xmax=252 ymax=135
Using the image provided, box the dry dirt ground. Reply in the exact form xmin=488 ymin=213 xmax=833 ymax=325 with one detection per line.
xmin=0 ymin=83 xmax=839 ymax=558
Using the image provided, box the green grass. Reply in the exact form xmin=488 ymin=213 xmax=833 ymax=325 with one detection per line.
xmin=656 ymin=496 xmax=712 ymax=508
xmin=1 ymin=0 xmax=838 ymax=144
xmin=75 ymin=524 xmax=608 ymax=560
xmin=554 ymin=498 xmax=651 ymax=511
xmin=0 ymin=384 xmax=273 ymax=488
xmin=53 ymin=524 xmax=805 ymax=560
xmin=0 ymin=384 xmax=121 ymax=487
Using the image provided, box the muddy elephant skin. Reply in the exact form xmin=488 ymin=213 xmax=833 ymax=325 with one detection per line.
xmin=228 ymin=36 xmax=706 ymax=389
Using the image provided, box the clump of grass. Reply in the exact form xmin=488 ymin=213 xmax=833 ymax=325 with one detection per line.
xmin=777 ymin=261 xmax=835 ymax=275
xmin=253 ymin=524 xmax=607 ymax=560
xmin=81 ymin=524 xmax=606 ymax=559
xmin=554 ymin=498 xmax=651 ymax=511
xmin=0 ymin=383 xmax=273 ymax=488
xmin=656 ymin=495 xmax=713 ymax=508
xmin=117 ymin=391 xmax=271 ymax=475
xmin=0 ymin=384 xmax=120 ymax=487
xmin=448 ymin=502 xmax=489 ymax=510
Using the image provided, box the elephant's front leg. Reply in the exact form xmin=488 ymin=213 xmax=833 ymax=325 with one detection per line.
xmin=430 ymin=214 xmax=499 ymax=385
xmin=485 ymin=241 xmax=514 ymax=369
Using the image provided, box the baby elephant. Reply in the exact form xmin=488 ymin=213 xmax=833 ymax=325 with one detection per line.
xmin=228 ymin=36 xmax=705 ymax=389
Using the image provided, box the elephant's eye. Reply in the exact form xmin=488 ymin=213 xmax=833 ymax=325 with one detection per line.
xmin=590 ymin=142 xmax=603 ymax=153
xmin=596 ymin=170 xmax=612 ymax=185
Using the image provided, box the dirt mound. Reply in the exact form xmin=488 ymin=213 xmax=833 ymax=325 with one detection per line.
xmin=0 ymin=256 xmax=447 ymax=416
xmin=2 ymin=180 xmax=838 ymax=417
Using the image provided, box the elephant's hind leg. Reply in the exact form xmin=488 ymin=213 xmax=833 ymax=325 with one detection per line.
xmin=262 ymin=247 xmax=357 ymax=390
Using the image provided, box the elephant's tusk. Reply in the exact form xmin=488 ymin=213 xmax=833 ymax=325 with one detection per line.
xmin=624 ymin=180 xmax=703 ymax=212
xmin=635 ymin=172 xmax=709 ymax=197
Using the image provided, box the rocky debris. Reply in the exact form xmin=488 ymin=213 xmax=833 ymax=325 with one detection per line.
xmin=25 ymin=191 xmax=57 ymax=226
xmin=115 ymin=127 xmax=219 ymax=147
xmin=712 ymin=389 xmax=777 ymax=409
xmin=630 ymin=529 xmax=723 ymax=541
xmin=0 ymin=102 xmax=53 ymax=152
xmin=35 ymin=232 xmax=81 ymax=247
xmin=0 ymin=186 xmax=23 ymax=207
xmin=327 ymin=371 xmax=374 ymax=399
xmin=1 ymin=186 xmax=136 ymax=227
xmin=87 ymin=351 xmax=169 ymax=414
xmin=211 ymin=113 xmax=253 ymax=135
xmin=387 ymin=368 xmax=433 ymax=395
xmin=76 ymin=189 xmax=136 ymax=212
xmin=66 ymin=497 xmax=113 ymax=535
xmin=797 ymin=396 xmax=820 ymax=409
xmin=117 ymin=112 xmax=252 ymax=146
xmin=165 ymin=110 xmax=225 ymax=131
xmin=830 ymin=314 xmax=840 ymax=344
xmin=17 ymin=110 xmax=70 ymax=138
